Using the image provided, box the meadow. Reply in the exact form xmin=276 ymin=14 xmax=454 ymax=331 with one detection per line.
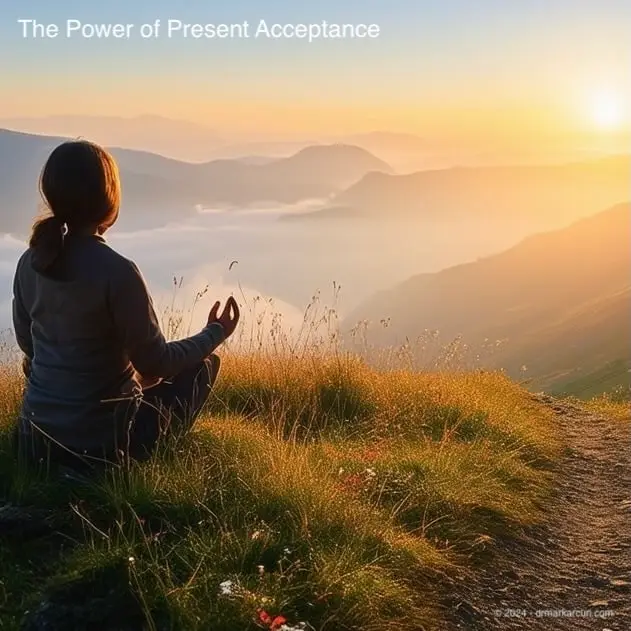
xmin=0 ymin=303 xmax=563 ymax=631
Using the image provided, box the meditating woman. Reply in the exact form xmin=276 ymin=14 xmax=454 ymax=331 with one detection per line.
xmin=12 ymin=140 xmax=240 ymax=470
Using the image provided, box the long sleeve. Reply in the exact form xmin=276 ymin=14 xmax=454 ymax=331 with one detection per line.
xmin=12 ymin=261 xmax=34 ymax=360
xmin=109 ymin=260 xmax=225 ymax=378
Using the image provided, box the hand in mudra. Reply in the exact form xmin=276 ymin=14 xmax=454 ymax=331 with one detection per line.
xmin=208 ymin=296 xmax=240 ymax=339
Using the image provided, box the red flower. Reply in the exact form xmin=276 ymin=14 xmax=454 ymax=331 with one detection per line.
xmin=258 ymin=610 xmax=273 ymax=625
xmin=257 ymin=609 xmax=287 ymax=629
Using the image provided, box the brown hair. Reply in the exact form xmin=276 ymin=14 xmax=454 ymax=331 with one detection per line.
xmin=30 ymin=140 xmax=121 ymax=275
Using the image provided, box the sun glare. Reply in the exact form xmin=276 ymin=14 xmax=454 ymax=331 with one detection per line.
xmin=590 ymin=90 xmax=625 ymax=130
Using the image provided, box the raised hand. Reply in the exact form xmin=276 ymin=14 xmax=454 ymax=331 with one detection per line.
xmin=207 ymin=296 xmax=240 ymax=339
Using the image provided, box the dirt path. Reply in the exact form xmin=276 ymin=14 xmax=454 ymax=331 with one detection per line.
xmin=451 ymin=394 xmax=631 ymax=630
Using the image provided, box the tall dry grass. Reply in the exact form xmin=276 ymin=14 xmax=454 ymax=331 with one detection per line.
xmin=0 ymin=290 xmax=562 ymax=631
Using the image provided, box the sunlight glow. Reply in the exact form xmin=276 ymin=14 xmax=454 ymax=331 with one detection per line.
xmin=590 ymin=90 xmax=625 ymax=130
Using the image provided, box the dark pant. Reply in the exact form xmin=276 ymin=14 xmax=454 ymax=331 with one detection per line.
xmin=15 ymin=356 xmax=220 ymax=473
xmin=119 ymin=355 xmax=220 ymax=461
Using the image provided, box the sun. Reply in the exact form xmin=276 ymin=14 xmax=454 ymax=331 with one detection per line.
xmin=589 ymin=90 xmax=625 ymax=130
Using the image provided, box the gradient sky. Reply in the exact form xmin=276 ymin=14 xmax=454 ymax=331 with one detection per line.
xmin=1 ymin=0 xmax=630 ymax=138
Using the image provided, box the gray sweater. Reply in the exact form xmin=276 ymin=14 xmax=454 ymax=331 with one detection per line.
xmin=12 ymin=234 xmax=224 ymax=452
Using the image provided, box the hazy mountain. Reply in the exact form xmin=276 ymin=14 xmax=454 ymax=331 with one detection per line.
xmin=322 ymin=156 xmax=630 ymax=231
xmin=234 ymin=156 xmax=279 ymax=166
xmin=112 ymin=143 xmax=393 ymax=207
xmin=0 ymin=129 xmax=209 ymax=234
xmin=0 ymin=129 xmax=391 ymax=234
xmin=0 ymin=115 xmax=225 ymax=162
xmin=345 ymin=203 xmax=631 ymax=396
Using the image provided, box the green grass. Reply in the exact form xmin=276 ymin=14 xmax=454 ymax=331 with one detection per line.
xmin=549 ymin=358 xmax=631 ymax=400
xmin=0 ymin=354 xmax=561 ymax=631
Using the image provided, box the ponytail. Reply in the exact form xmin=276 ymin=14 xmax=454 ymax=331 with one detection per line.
xmin=29 ymin=215 xmax=66 ymax=275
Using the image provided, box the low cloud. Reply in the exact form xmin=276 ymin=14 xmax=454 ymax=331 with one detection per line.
xmin=0 ymin=203 xmax=517 ymax=342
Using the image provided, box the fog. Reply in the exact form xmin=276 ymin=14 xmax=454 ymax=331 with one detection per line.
xmin=0 ymin=204 xmax=530 ymax=339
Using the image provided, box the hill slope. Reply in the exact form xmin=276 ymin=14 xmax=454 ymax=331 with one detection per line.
xmin=326 ymin=156 xmax=630 ymax=230
xmin=0 ymin=352 xmax=562 ymax=631
xmin=2 ymin=350 xmax=628 ymax=630
xmin=345 ymin=203 xmax=631 ymax=395
xmin=0 ymin=129 xmax=391 ymax=234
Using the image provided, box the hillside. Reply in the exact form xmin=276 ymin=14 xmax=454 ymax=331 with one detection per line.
xmin=345 ymin=203 xmax=631 ymax=396
xmin=314 ymin=156 xmax=630 ymax=231
xmin=2 ymin=349 xmax=629 ymax=631
xmin=0 ymin=129 xmax=391 ymax=234
xmin=0 ymin=350 xmax=564 ymax=631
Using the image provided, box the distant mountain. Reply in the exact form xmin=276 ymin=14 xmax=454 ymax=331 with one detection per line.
xmin=112 ymin=143 xmax=392 ymax=207
xmin=327 ymin=156 xmax=630 ymax=229
xmin=345 ymin=203 xmax=631 ymax=396
xmin=234 ymin=156 xmax=279 ymax=166
xmin=0 ymin=115 xmax=225 ymax=163
xmin=0 ymin=129 xmax=391 ymax=234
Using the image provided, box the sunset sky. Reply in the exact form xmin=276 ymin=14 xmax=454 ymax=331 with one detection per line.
xmin=1 ymin=0 xmax=630 ymax=141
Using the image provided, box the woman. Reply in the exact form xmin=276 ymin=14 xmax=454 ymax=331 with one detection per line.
xmin=12 ymin=140 xmax=239 ymax=470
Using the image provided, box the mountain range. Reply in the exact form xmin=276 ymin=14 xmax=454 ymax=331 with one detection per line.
xmin=6 ymin=115 xmax=629 ymax=171
xmin=345 ymin=202 xmax=631 ymax=397
xmin=299 ymin=156 xmax=630 ymax=230
xmin=0 ymin=116 xmax=433 ymax=166
xmin=0 ymin=128 xmax=391 ymax=234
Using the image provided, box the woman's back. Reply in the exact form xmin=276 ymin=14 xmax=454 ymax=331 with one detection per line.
xmin=16 ymin=234 xmax=141 ymax=451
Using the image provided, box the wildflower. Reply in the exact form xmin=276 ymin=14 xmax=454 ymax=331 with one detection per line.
xmin=257 ymin=564 xmax=265 ymax=576
xmin=218 ymin=580 xmax=234 ymax=596
xmin=251 ymin=530 xmax=263 ymax=540
xmin=128 ymin=556 xmax=135 ymax=564
xmin=257 ymin=609 xmax=287 ymax=629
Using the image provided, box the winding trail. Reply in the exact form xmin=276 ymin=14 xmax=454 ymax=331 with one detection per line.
xmin=452 ymin=394 xmax=630 ymax=630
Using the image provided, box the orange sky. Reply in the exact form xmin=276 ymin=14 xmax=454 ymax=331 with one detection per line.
xmin=2 ymin=1 xmax=630 ymax=148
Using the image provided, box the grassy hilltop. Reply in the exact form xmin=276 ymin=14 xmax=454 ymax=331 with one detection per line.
xmin=0 ymin=338 xmax=569 ymax=631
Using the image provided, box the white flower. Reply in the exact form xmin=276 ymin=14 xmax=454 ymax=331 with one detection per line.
xmin=251 ymin=530 xmax=263 ymax=540
xmin=257 ymin=565 xmax=265 ymax=576
xmin=218 ymin=580 xmax=234 ymax=596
